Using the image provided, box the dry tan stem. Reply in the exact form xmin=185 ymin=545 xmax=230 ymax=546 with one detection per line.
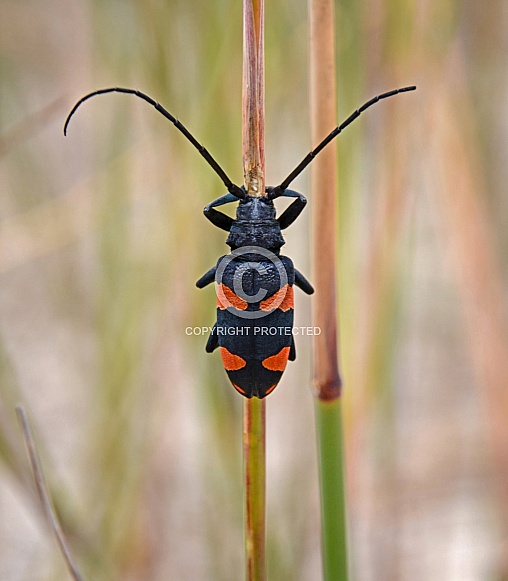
xmin=16 ymin=406 xmax=84 ymax=581
xmin=242 ymin=0 xmax=265 ymax=197
xmin=310 ymin=0 xmax=342 ymax=400
xmin=243 ymin=398 xmax=266 ymax=581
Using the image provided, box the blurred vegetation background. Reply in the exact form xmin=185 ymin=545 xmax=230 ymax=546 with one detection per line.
xmin=1 ymin=0 xmax=507 ymax=579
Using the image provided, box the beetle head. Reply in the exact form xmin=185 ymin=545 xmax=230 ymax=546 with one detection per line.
xmin=235 ymin=196 xmax=276 ymax=222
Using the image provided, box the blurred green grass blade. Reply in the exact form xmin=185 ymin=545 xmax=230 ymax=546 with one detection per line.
xmin=315 ymin=399 xmax=348 ymax=581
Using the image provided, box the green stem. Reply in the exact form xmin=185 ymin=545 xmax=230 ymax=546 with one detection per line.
xmin=315 ymin=398 xmax=348 ymax=580
xmin=244 ymin=397 xmax=266 ymax=581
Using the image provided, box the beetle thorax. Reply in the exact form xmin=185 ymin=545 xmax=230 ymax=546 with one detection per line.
xmin=226 ymin=196 xmax=285 ymax=251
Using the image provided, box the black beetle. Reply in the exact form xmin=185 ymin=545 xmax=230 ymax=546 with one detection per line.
xmin=65 ymin=85 xmax=416 ymax=398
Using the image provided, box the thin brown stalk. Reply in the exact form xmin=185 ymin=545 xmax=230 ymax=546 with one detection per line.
xmin=310 ymin=0 xmax=342 ymax=400
xmin=242 ymin=0 xmax=265 ymax=198
xmin=242 ymin=1 xmax=266 ymax=580
xmin=243 ymin=398 xmax=266 ymax=581
xmin=15 ymin=405 xmax=84 ymax=581
xmin=309 ymin=0 xmax=348 ymax=578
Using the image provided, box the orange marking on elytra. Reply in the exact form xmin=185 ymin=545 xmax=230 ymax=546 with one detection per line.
xmin=260 ymin=285 xmax=293 ymax=312
xmin=217 ymin=283 xmax=248 ymax=310
xmin=220 ymin=347 xmax=247 ymax=371
xmin=262 ymin=347 xmax=290 ymax=372
xmin=232 ymin=383 xmax=247 ymax=396
xmin=264 ymin=383 xmax=277 ymax=396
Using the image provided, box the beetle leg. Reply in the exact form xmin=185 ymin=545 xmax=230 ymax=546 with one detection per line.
xmin=289 ymin=338 xmax=296 ymax=361
xmin=294 ymin=269 xmax=314 ymax=294
xmin=206 ymin=324 xmax=219 ymax=353
xmin=276 ymin=190 xmax=307 ymax=230
xmin=196 ymin=265 xmax=217 ymax=288
xmin=204 ymin=193 xmax=238 ymax=231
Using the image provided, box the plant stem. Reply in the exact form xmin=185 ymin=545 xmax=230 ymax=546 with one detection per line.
xmin=309 ymin=0 xmax=349 ymax=578
xmin=16 ymin=405 xmax=84 ymax=581
xmin=315 ymin=399 xmax=348 ymax=580
xmin=242 ymin=1 xmax=266 ymax=580
xmin=242 ymin=0 xmax=265 ymax=198
xmin=310 ymin=0 xmax=341 ymax=400
xmin=244 ymin=398 xmax=266 ymax=581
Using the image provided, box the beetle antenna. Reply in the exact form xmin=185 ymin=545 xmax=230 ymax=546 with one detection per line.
xmin=64 ymin=87 xmax=246 ymax=199
xmin=268 ymin=85 xmax=416 ymax=198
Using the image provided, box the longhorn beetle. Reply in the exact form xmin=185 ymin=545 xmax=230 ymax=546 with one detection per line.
xmin=64 ymin=85 xmax=416 ymax=398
